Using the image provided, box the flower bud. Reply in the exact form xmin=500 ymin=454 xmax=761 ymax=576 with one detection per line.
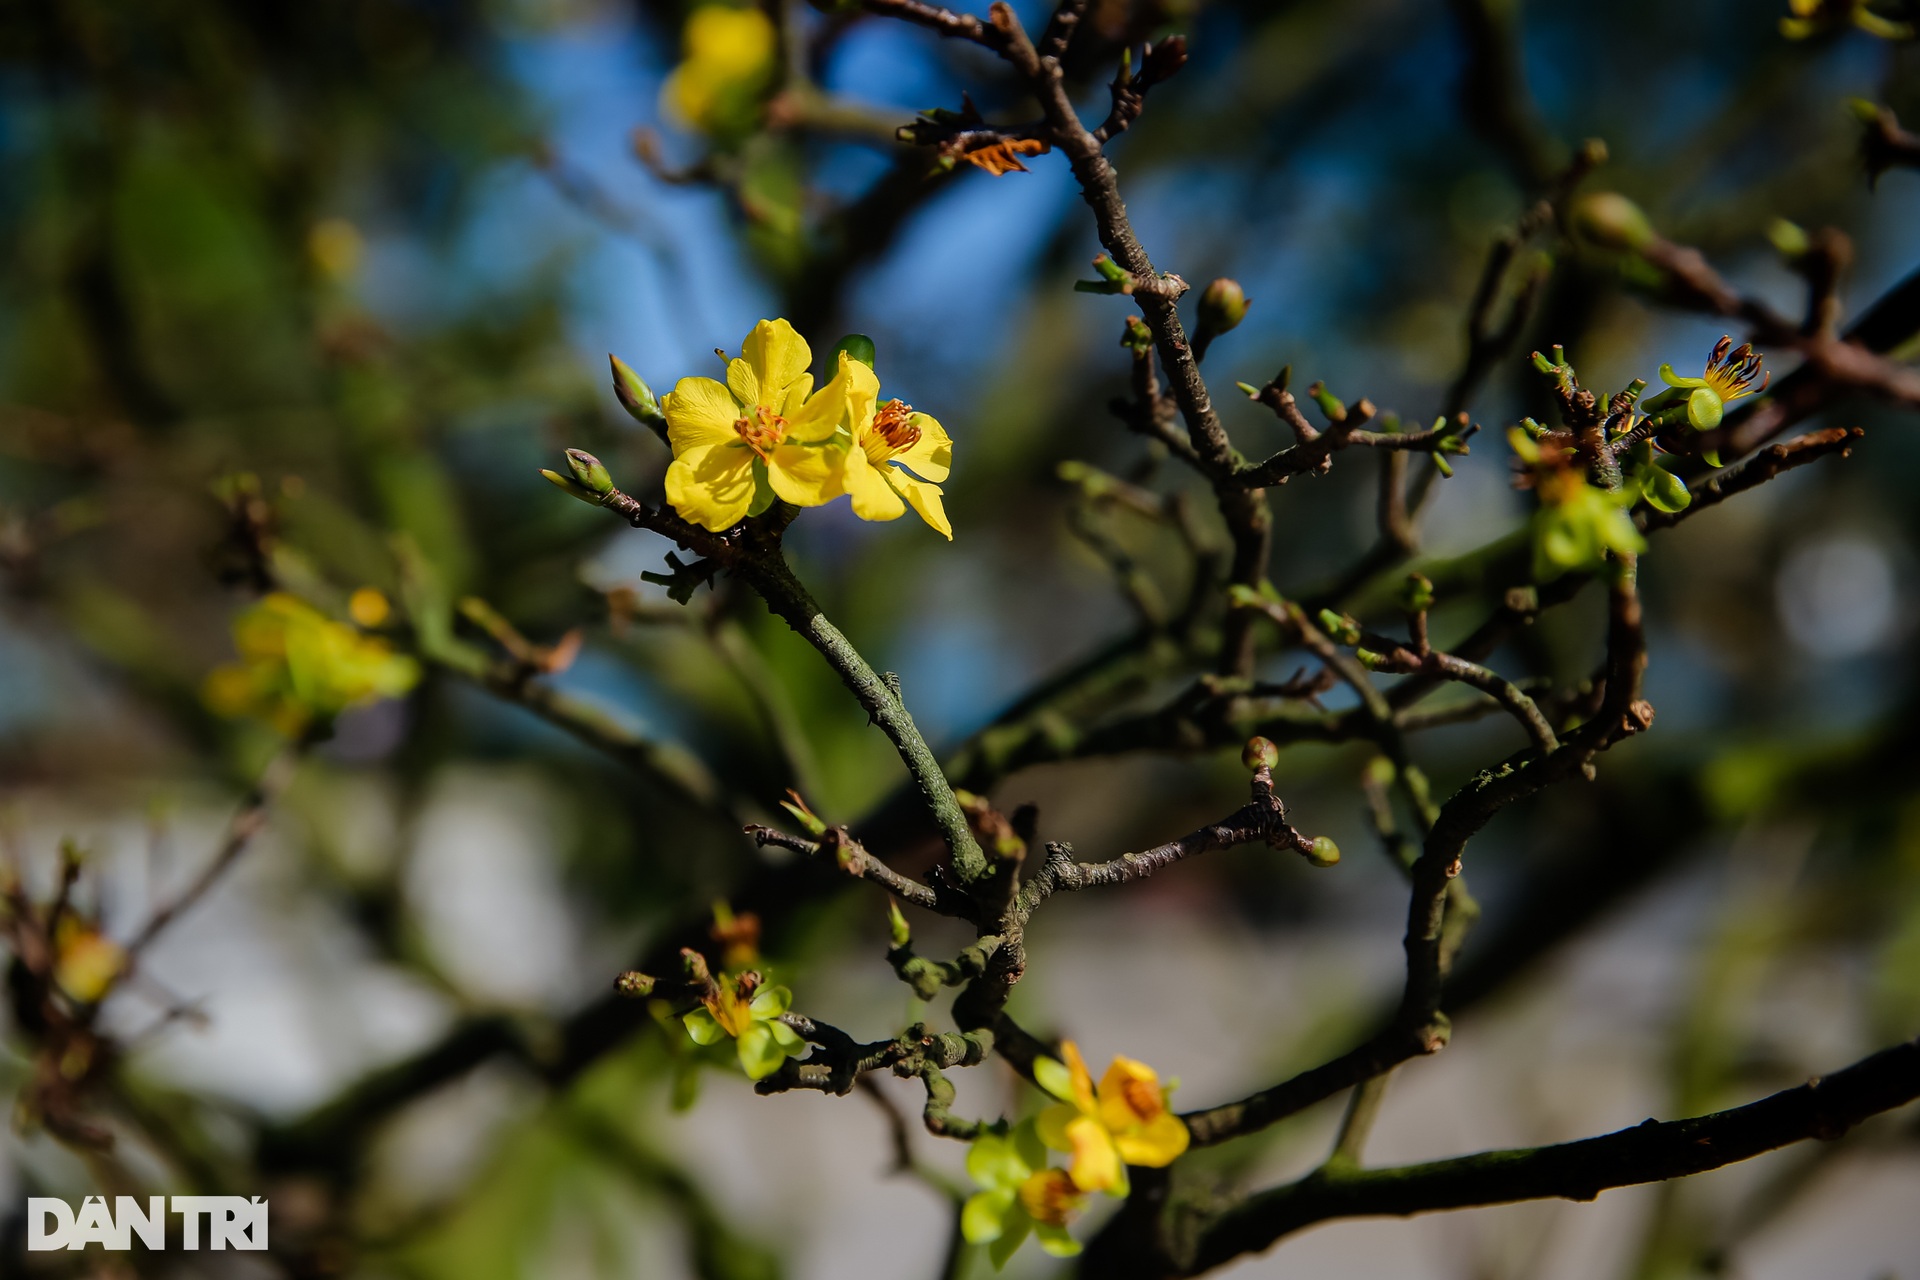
xmin=609 ymin=355 xmax=664 ymax=426
xmin=616 ymin=970 xmax=657 ymax=997
xmin=1399 ymin=573 xmax=1434 ymax=613
xmin=830 ymin=333 xmax=876 ymax=369
xmin=887 ymin=898 xmax=911 ymax=950
xmin=565 ymin=448 xmax=615 ymax=496
xmin=1199 ymin=278 xmax=1250 ymax=334
xmin=1242 ymin=736 xmax=1280 ymax=772
xmin=541 ymin=468 xmax=604 ymax=506
xmin=1317 ymin=609 xmax=1361 ymax=646
xmin=1305 ymin=836 xmax=1341 ymax=868
xmin=1308 ymin=381 xmax=1346 ymax=423
xmin=1571 ymin=192 xmax=1655 ymax=251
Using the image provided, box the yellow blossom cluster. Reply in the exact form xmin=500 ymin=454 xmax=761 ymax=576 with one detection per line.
xmin=659 ymin=318 xmax=954 ymax=538
xmin=203 ymin=593 xmax=420 ymax=736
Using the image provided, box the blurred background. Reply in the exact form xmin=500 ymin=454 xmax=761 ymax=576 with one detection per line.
xmin=2 ymin=0 xmax=1919 ymax=1276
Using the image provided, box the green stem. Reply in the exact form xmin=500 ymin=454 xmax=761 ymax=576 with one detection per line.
xmin=744 ymin=550 xmax=987 ymax=882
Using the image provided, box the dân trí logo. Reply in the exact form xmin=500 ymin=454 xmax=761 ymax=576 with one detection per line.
xmin=27 ymin=1196 xmax=268 ymax=1251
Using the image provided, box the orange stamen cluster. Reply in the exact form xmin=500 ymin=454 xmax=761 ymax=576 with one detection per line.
xmin=733 ymin=404 xmax=789 ymax=459
xmin=869 ymin=399 xmax=921 ymax=455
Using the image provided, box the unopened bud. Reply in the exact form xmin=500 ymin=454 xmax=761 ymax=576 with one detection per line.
xmin=830 ymin=333 xmax=876 ymax=369
xmin=1317 ymin=609 xmax=1361 ymax=646
xmin=1140 ymin=35 xmax=1189 ymax=86
xmin=1399 ymin=573 xmax=1435 ymax=613
xmin=565 ymin=448 xmax=615 ymax=496
xmin=887 ymin=898 xmax=911 ymax=950
xmin=615 ymin=971 xmax=656 ymax=998
xmin=1305 ymin=836 xmax=1341 ymax=868
xmin=1242 ymin=736 xmax=1280 ymax=772
xmin=1570 ymin=192 xmax=1656 ymax=252
xmin=1121 ymin=315 xmax=1153 ymax=353
xmin=1308 ymin=381 xmax=1346 ymax=423
xmin=541 ymin=468 xmax=604 ymax=506
xmin=1198 ymin=278 xmax=1250 ymax=335
xmin=609 ymin=355 xmax=664 ymax=426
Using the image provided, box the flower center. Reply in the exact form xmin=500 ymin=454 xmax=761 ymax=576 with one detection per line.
xmin=864 ymin=399 xmax=921 ymax=462
xmin=1702 ymin=338 xmax=1766 ymax=403
xmin=1017 ymin=1169 xmax=1083 ymax=1227
xmin=1120 ymin=1075 xmax=1163 ymax=1122
xmin=734 ymin=404 xmax=788 ymax=459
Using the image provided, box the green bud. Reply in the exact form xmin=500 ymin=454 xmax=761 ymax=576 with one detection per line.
xmin=1570 ymin=192 xmax=1656 ymax=251
xmin=1767 ymin=218 xmax=1810 ymax=260
xmin=1305 ymin=836 xmax=1341 ymax=868
xmin=1363 ymin=756 xmax=1396 ymax=787
xmin=565 ymin=448 xmax=615 ymax=496
xmin=540 ymin=468 xmax=605 ymax=506
xmin=887 ymin=899 xmax=911 ymax=950
xmin=1308 ymin=381 xmax=1346 ymax=422
xmin=609 ymin=355 xmax=664 ymax=426
xmin=1093 ymin=254 xmax=1129 ymax=283
xmin=830 ymin=333 xmax=876 ymax=369
xmin=1226 ymin=583 xmax=1265 ymax=609
xmin=1847 ymin=98 xmax=1883 ymax=125
xmin=1121 ymin=315 xmax=1153 ymax=353
xmin=1235 ymin=381 xmax=1262 ymax=398
xmin=1399 ymin=573 xmax=1435 ymax=613
xmin=1317 ymin=608 xmax=1361 ymax=645
xmin=1242 ymin=736 xmax=1280 ymax=772
xmin=1198 ymin=277 xmax=1250 ymax=334
xmin=615 ymin=971 xmax=656 ymax=997
xmin=1686 ymin=386 xmax=1724 ymax=431
xmin=1354 ymin=647 xmax=1383 ymax=669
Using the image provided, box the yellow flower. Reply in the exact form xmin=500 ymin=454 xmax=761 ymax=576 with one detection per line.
xmin=1655 ymin=336 xmax=1769 ymax=432
xmin=1034 ymin=1041 xmax=1189 ymax=1195
xmin=662 ymin=319 xmax=850 ymax=532
xmin=661 ymin=5 xmax=777 ymax=136
xmin=204 ymin=593 xmax=420 ymax=735
xmin=832 ymin=355 xmax=954 ymax=539
xmin=682 ymin=972 xmax=806 ymax=1080
xmin=53 ymin=918 xmax=125 ymax=1004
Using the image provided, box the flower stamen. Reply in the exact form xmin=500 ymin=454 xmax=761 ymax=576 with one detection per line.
xmin=866 ymin=399 xmax=921 ymax=460
xmin=1702 ymin=337 xmax=1768 ymax=403
xmin=733 ymin=404 xmax=789 ymax=459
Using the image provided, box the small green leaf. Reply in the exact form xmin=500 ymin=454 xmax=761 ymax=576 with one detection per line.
xmin=1033 ymin=1055 xmax=1075 ymax=1102
xmin=683 ymin=1007 xmax=726 ymax=1046
xmin=962 ymin=1189 xmax=1015 ymax=1244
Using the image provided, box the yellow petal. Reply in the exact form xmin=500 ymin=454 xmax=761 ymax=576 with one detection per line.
xmin=1064 ymin=1116 xmax=1124 ymax=1194
xmin=665 ymin=376 xmax=741 ymax=454
xmin=844 ymin=356 xmax=881 ymax=432
xmin=895 ymin=412 xmax=952 ymax=482
xmin=740 ymin=318 xmax=811 ymax=405
xmin=1036 ymin=1102 xmax=1078 ymax=1153
xmin=780 ymin=372 xmax=815 ymax=419
xmin=665 ymin=443 xmax=756 ymax=531
xmin=786 ymin=359 xmax=849 ymax=444
xmin=1059 ymin=1041 xmax=1097 ymax=1113
xmin=726 ymin=356 xmax=760 ymax=410
xmin=843 ymin=443 xmax=906 ymax=522
xmin=1112 ymin=1113 xmax=1190 ymax=1168
xmin=886 ymin=468 xmax=951 ymax=539
xmin=1098 ymin=1056 xmax=1165 ymax=1131
xmin=768 ymin=441 xmax=845 ymax=507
